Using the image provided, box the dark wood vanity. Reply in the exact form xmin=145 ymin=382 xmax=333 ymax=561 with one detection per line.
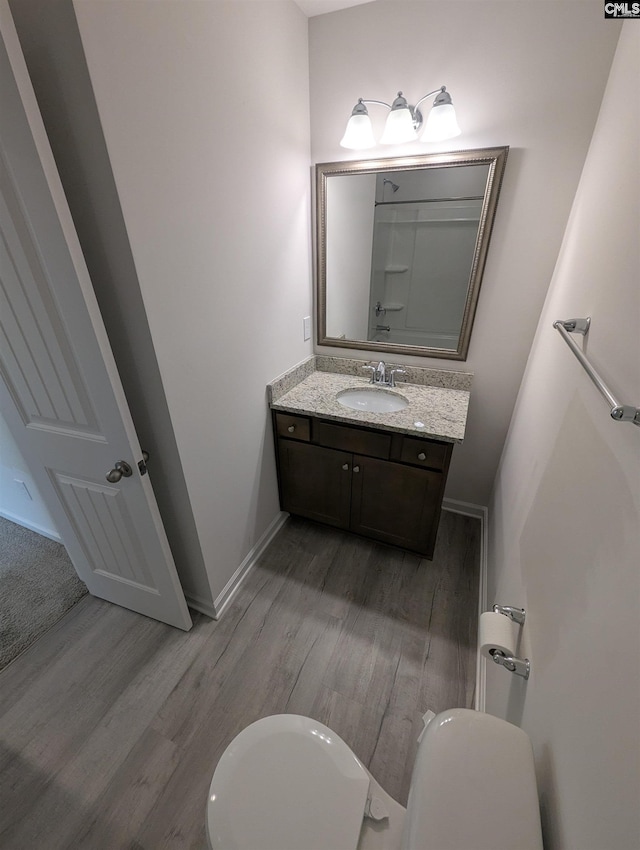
xmin=273 ymin=410 xmax=453 ymax=559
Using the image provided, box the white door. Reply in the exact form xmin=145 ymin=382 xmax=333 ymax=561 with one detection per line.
xmin=0 ymin=3 xmax=192 ymax=631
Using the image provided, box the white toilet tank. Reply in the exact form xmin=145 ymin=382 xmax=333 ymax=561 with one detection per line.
xmin=401 ymin=708 xmax=543 ymax=850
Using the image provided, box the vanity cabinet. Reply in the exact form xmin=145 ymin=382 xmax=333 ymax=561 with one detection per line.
xmin=273 ymin=411 xmax=453 ymax=559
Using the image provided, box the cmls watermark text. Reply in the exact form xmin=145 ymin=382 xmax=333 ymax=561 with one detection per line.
xmin=604 ymin=2 xmax=640 ymax=16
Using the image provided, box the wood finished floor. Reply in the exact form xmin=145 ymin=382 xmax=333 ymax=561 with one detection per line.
xmin=0 ymin=511 xmax=480 ymax=850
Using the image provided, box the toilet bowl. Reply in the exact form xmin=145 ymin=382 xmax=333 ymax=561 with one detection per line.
xmin=206 ymin=708 xmax=543 ymax=850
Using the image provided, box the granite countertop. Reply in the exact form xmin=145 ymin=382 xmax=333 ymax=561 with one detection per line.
xmin=268 ymin=357 xmax=472 ymax=444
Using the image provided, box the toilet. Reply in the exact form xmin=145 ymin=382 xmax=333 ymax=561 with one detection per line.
xmin=206 ymin=708 xmax=543 ymax=850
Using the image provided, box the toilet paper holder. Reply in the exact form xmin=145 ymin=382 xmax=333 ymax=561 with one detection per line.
xmin=493 ymin=604 xmax=526 ymax=625
xmin=490 ymin=649 xmax=530 ymax=679
xmin=489 ymin=604 xmax=529 ymax=679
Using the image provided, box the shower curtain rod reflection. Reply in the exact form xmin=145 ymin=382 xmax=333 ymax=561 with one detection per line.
xmin=553 ymin=317 xmax=640 ymax=426
xmin=374 ymin=194 xmax=484 ymax=206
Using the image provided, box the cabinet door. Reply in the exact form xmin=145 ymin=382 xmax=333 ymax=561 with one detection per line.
xmin=278 ymin=440 xmax=352 ymax=529
xmin=350 ymin=454 xmax=444 ymax=556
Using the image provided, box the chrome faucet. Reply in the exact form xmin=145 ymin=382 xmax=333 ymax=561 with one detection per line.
xmin=362 ymin=361 xmax=386 ymax=384
xmin=362 ymin=361 xmax=407 ymax=388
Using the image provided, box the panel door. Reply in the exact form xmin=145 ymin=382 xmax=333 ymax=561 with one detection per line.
xmin=278 ymin=440 xmax=352 ymax=530
xmin=349 ymin=454 xmax=443 ymax=556
xmin=0 ymin=3 xmax=191 ymax=630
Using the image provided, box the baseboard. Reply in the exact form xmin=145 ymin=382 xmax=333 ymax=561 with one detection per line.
xmin=184 ymin=592 xmax=217 ymax=620
xmin=441 ymin=497 xmax=486 ymax=522
xmin=212 ymin=511 xmax=289 ymax=620
xmin=442 ymin=498 xmax=488 ymax=713
xmin=0 ymin=509 xmax=61 ymax=542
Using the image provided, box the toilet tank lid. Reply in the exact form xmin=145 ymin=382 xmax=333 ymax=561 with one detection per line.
xmin=402 ymin=709 xmax=543 ymax=850
xmin=207 ymin=714 xmax=371 ymax=850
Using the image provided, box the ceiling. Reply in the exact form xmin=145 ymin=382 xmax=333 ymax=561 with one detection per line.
xmin=294 ymin=0 xmax=376 ymax=17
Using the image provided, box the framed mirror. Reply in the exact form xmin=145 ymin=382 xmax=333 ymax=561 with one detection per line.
xmin=316 ymin=146 xmax=508 ymax=360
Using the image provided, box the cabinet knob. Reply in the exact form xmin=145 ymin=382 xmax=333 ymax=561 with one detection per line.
xmin=353 ymin=465 xmax=360 ymax=473
xmin=342 ymin=463 xmax=349 ymax=471
xmin=417 ymin=452 xmax=426 ymax=461
xmin=287 ymin=425 xmax=295 ymax=433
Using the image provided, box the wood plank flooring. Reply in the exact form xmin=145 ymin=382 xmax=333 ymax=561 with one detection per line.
xmin=0 ymin=511 xmax=480 ymax=850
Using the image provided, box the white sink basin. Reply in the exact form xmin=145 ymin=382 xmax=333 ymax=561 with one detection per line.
xmin=336 ymin=387 xmax=408 ymax=413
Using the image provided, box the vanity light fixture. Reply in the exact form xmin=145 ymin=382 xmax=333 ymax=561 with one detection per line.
xmin=340 ymin=87 xmax=461 ymax=150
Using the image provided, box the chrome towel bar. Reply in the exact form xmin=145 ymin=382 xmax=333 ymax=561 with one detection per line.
xmin=553 ymin=317 xmax=640 ymax=427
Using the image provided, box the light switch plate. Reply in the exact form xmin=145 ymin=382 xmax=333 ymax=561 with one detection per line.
xmin=303 ymin=315 xmax=311 ymax=341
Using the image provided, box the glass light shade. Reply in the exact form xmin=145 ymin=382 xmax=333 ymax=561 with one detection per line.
xmin=421 ymin=102 xmax=461 ymax=142
xmin=380 ymin=107 xmax=417 ymax=145
xmin=340 ymin=114 xmax=376 ymax=149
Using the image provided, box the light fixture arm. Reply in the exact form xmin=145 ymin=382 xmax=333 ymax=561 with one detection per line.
xmin=413 ymin=86 xmax=449 ymax=113
xmin=356 ymin=98 xmax=392 ymax=110
xmin=412 ymin=87 xmax=451 ymax=132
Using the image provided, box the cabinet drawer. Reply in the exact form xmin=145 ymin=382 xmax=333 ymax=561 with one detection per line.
xmin=275 ymin=412 xmax=311 ymax=442
xmin=399 ymin=436 xmax=451 ymax=471
xmin=313 ymin=420 xmax=391 ymax=460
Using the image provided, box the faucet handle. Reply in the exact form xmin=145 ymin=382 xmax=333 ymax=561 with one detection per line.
xmin=362 ymin=364 xmax=377 ymax=384
xmin=389 ymin=367 xmax=407 ymax=388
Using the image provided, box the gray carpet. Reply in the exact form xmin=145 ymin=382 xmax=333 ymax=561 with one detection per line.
xmin=0 ymin=516 xmax=88 ymax=672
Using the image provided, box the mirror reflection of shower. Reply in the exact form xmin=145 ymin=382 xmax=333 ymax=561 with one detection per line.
xmin=368 ymin=167 xmax=487 ymax=347
xmin=383 ymin=178 xmax=399 ymax=198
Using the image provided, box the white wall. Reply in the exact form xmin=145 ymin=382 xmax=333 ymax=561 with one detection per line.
xmin=73 ymin=0 xmax=312 ymax=606
xmin=309 ymin=1 xmax=621 ymax=505
xmin=487 ymin=24 xmax=639 ymax=849
xmin=0 ymin=412 xmax=58 ymax=539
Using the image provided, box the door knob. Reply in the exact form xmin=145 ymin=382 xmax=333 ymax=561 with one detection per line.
xmin=342 ymin=463 xmax=349 ymax=471
xmin=106 ymin=460 xmax=133 ymax=483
